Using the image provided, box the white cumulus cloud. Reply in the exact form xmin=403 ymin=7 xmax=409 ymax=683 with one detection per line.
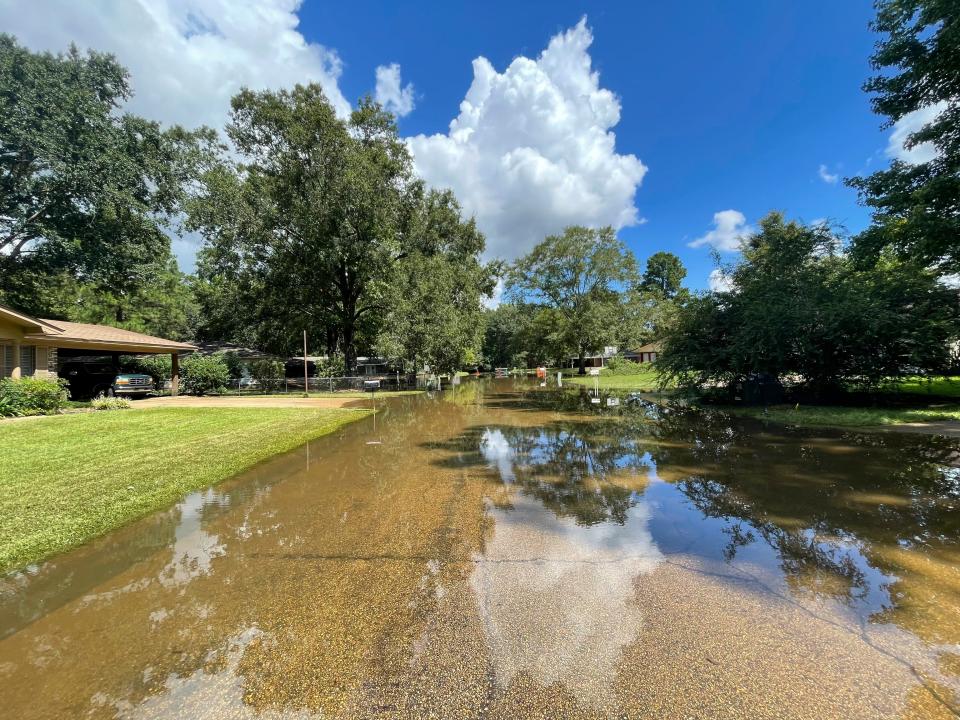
xmin=407 ymin=18 xmax=647 ymax=261
xmin=688 ymin=210 xmax=751 ymax=252
xmin=374 ymin=62 xmax=415 ymax=117
xmin=818 ymin=164 xmax=839 ymax=184
xmin=0 ymin=0 xmax=352 ymax=132
xmin=708 ymin=268 xmax=734 ymax=293
xmin=886 ymin=101 xmax=948 ymax=165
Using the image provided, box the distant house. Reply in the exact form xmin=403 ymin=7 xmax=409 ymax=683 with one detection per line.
xmin=623 ymin=341 xmax=662 ymax=364
xmin=567 ymin=346 xmax=619 ymax=369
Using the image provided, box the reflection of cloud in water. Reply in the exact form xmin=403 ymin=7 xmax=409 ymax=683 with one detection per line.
xmin=93 ymin=628 xmax=316 ymax=719
xmin=472 ymin=493 xmax=663 ymax=708
xmin=480 ymin=428 xmax=516 ymax=483
xmin=159 ymin=490 xmax=226 ymax=588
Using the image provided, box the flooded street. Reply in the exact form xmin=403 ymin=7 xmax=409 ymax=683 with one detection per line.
xmin=1 ymin=380 xmax=959 ymax=719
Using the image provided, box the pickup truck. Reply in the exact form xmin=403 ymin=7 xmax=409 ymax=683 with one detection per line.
xmin=59 ymin=362 xmax=155 ymax=399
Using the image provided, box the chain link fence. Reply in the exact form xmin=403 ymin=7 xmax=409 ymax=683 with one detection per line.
xmin=225 ymin=374 xmax=420 ymax=396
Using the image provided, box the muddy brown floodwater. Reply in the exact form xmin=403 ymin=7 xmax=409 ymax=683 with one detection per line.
xmin=1 ymin=380 xmax=959 ymax=719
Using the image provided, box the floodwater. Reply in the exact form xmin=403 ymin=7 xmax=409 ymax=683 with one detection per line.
xmin=1 ymin=381 xmax=959 ymax=719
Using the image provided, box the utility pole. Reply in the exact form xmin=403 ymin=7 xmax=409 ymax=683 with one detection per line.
xmin=303 ymin=330 xmax=309 ymax=396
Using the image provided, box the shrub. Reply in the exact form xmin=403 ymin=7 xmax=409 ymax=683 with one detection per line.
xmin=315 ymin=354 xmax=345 ymax=378
xmin=250 ymin=359 xmax=284 ymax=393
xmin=90 ymin=396 xmax=131 ymax=411
xmin=222 ymin=351 xmax=246 ymax=380
xmin=121 ymin=355 xmax=172 ymax=387
xmin=604 ymin=356 xmax=646 ymax=375
xmin=181 ymin=354 xmax=230 ymax=396
xmin=0 ymin=377 xmax=69 ymax=417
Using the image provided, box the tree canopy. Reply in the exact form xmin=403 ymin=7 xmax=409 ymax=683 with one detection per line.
xmin=848 ymin=0 xmax=960 ymax=273
xmin=0 ymin=35 xmax=216 ymax=337
xmin=507 ymin=226 xmax=638 ymax=374
xmin=190 ymin=85 xmax=494 ymax=372
xmin=641 ymin=251 xmax=687 ymax=298
xmin=659 ymin=213 xmax=960 ymax=395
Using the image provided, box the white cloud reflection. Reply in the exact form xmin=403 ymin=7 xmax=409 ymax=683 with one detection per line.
xmin=472 ymin=429 xmax=663 ymax=708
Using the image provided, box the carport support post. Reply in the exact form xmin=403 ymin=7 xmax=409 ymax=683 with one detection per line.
xmin=171 ymin=353 xmax=180 ymax=397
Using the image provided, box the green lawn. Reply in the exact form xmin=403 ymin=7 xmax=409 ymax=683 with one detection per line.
xmin=880 ymin=376 xmax=960 ymax=398
xmin=0 ymin=406 xmax=370 ymax=573
xmin=723 ymin=403 xmax=960 ymax=428
xmin=565 ymin=368 xmax=666 ymax=391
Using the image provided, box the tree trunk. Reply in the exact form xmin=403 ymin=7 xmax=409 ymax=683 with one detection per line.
xmin=578 ymin=348 xmax=586 ymax=375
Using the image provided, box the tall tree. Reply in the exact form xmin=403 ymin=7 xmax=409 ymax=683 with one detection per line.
xmin=641 ymin=251 xmax=687 ymax=298
xmin=848 ymin=0 xmax=960 ymax=272
xmin=191 ymin=87 xmax=492 ymax=372
xmin=377 ymin=189 xmax=496 ymax=373
xmin=0 ymin=35 xmax=217 ymax=326
xmin=508 ymin=226 xmax=637 ymax=374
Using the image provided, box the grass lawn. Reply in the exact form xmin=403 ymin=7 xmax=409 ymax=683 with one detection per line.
xmin=723 ymin=403 xmax=960 ymax=428
xmin=880 ymin=376 xmax=960 ymax=398
xmin=565 ymin=368 xmax=666 ymax=391
xmin=0 ymin=406 xmax=370 ymax=573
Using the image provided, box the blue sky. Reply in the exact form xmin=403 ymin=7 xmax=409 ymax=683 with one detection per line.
xmin=2 ymin=0 xmax=901 ymax=291
xmin=305 ymin=1 xmax=884 ymax=290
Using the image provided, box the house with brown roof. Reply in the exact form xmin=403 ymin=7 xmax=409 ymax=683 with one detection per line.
xmin=0 ymin=304 xmax=195 ymax=396
xmin=623 ymin=341 xmax=662 ymax=364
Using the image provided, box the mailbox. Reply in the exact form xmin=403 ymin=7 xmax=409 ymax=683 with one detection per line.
xmin=363 ymin=380 xmax=381 ymax=392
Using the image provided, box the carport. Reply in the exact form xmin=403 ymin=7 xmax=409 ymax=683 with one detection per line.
xmin=0 ymin=304 xmax=195 ymax=396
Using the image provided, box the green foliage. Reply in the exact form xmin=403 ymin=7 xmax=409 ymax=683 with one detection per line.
xmin=659 ymin=213 xmax=960 ymax=394
xmin=249 ymin=359 xmax=285 ymax=393
xmin=508 ymin=226 xmax=638 ymax=374
xmin=90 ymin=396 xmax=131 ymax=411
xmin=221 ymin=351 xmax=245 ymax=380
xmin=377 ymin=190 xmax=496 ymax=374
xmin=0 ymin=376 xmax=69 ymax=416
xmin=847 ymin=0 xmax=960 ymax=273
xmin=641 ymin=251 xmax=687 ymax=298
xmin=120 ymin=355 xmax=172 ymax=387
xmin=603 ymin=356 xmax=646 ymax=375
xmin=190 ymin=88 xmax=435 ymax=372
xmin=0 ymin=35 xmax=218 ymax=331
xmin=314 ymin=354 xmax=345 ymax=378
xmin=180 ymin=353 xmax=230 ymax=396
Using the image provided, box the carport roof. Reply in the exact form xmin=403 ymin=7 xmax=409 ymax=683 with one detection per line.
xmin=0 ymin=305 xmax=195 ymax=354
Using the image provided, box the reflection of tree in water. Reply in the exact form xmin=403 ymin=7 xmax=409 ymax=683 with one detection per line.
xmin=479 ymin=419 xmax=656 ymax=526
xmin=640 ymin=400 xmax=960 ymax=614
xmin=680 ymin=475 xmax=872 ymax=603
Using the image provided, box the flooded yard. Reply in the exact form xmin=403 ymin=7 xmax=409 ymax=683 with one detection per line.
xmin=1 ymin=380 xmax=958 ymax=719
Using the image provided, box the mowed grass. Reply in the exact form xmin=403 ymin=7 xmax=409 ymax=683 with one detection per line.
xmin=725 ymin=403 xmax=960 ymax=428
xmin=881 ymin=376 xmax=960 ymax=398
xmin=0 ymin=407 xmax=370 ymax=573
xmin=565 ymin=368 xmax=666 ymax=391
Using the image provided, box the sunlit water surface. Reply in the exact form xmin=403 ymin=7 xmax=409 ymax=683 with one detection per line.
xmin=1 ymin=380 xmax=958 ymax=719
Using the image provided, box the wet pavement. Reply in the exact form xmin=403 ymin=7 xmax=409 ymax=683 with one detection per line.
xmin=1 ymin=379 xmax=959 ymax=719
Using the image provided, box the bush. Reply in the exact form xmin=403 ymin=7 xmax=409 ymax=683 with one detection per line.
xmin=604 ymin=356 xmax=646 ymax=375
xmin=250 ymin=359 xmax=284 ymax=393
xmin=315 ymin=354 xmax=345 ymax=378
xmin=222 ymin=351 xmax=246 ymax=380
xmin=181 ymin=354 xmax=230 ymax=396
xmin=0 ymin=377 xmax=69 ymax=417
xmin=90 ymin=396 xmax=131 ymax=411
xmin=121 ymin=355 xmax=172 ymax=387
